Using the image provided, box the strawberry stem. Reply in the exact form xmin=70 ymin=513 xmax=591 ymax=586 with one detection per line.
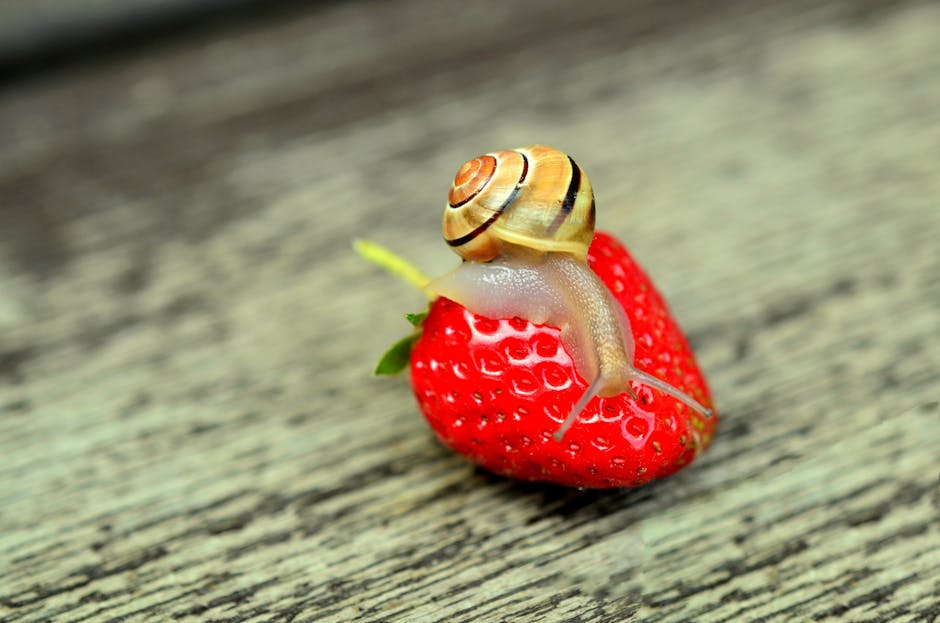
xmin=353 ymin=238 xmax=432 ymax=295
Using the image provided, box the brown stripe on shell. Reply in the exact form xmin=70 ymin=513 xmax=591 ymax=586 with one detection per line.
xmin=546 ymin=156 xmax=581 ymax=236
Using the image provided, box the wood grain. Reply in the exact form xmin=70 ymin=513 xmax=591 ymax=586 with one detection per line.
xmin=1 ymin=1 xmax=939 ymax=621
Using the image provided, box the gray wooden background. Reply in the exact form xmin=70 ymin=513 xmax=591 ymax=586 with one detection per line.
xmin=1 ymin=1 xmax=939 ymax=621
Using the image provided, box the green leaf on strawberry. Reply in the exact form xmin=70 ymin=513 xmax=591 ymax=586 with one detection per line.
xmin=374 ymin=333 xmax=420 ymax=376
xmin=373 ymin=312 xmax=429 ymax=375
xmin=405 ymin=312 xmax=427 ymax=327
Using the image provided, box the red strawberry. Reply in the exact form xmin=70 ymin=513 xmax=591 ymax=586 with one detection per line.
xmin=408 ymin=231 xmax=716 ymax=488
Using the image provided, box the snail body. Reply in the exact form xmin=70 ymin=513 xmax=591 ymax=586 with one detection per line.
xmin=428 ymin=145 xmax=711 ymax=440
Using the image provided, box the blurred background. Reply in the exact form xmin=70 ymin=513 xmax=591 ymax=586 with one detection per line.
xmin=1 ymin=1 xmax=938 ymax=621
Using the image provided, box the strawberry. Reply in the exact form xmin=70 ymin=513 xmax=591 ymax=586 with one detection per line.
xmin=406 ymin=231 xmax=717 ymax=488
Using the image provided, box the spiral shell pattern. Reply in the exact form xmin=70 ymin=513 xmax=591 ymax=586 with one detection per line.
xmin=443 ymin=145 xmax=596 ymax=262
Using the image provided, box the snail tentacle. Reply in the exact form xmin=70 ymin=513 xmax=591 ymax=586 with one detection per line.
xmin=626 ymin=368 xmax=714 ymax=419
xmin=554 ymin=376 xmax=606 ymax=442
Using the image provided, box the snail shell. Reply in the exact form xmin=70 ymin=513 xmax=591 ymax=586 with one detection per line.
xmin=443 ymin=145 xmax=595 ymax=262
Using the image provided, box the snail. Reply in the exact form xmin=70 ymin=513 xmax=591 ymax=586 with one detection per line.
xmin=427 ymin=145 xmax=713 ymax=441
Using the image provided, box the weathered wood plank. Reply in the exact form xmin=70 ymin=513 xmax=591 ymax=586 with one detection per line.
xmin=1 ymin=1 xmax=939 ymax=621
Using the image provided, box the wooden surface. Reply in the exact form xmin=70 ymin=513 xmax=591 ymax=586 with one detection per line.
xmin=2 ymin=1 xmax=939 ymax=621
